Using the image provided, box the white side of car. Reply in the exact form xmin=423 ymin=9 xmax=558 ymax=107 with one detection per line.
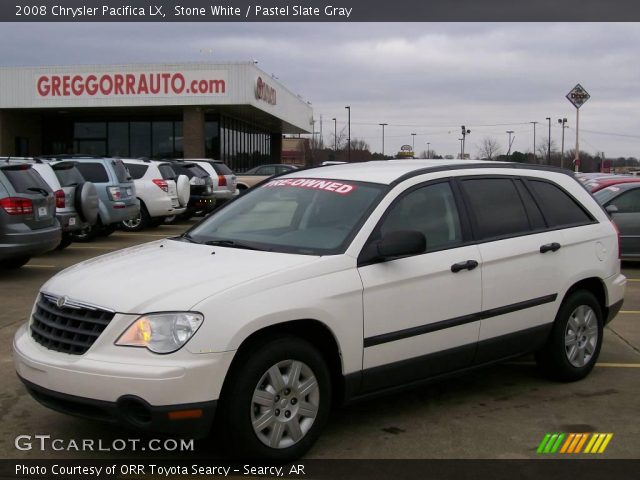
xmin=13 ymin=160 xmax=626 ymax=460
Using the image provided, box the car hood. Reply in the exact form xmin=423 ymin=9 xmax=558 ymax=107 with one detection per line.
xmin=41 ymin=239 xmax=319 ymax=313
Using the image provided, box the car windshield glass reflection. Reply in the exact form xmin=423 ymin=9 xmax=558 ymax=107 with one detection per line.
xmin=185 ymin=178 xmax=385 ymax=255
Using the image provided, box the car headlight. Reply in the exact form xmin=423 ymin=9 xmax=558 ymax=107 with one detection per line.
xmin=115 ymin=312 xmax=204 ymax=354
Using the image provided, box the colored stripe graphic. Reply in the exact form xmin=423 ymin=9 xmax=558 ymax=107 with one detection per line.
xmin=538 ymin=433 xmax=613 ymax=454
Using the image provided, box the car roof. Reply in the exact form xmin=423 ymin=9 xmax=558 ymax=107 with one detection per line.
xmin=589 ymin=177 xmax=640 ymax=187
xmin=282 ymin=160 xmax=568 ymax=185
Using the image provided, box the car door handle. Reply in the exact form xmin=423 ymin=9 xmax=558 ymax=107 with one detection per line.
xmin=451 ymin=260 xmax=479 ymax=273
xmin=540 ymin=242 xmax=561 ymax=253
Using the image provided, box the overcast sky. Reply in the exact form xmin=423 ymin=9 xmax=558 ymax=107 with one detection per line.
xmin=3 ymin=22 xmax=640 ymax=158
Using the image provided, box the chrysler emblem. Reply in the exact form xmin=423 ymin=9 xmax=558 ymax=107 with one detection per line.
xmin=56 ymin=296 xmax=68 ymax=308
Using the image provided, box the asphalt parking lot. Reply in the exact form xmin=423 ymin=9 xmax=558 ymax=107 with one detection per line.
xmin=0 ymin=221 xmax=638 ymax=460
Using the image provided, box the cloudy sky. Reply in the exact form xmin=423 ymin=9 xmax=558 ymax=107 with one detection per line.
xmin=3 ymin=22 xmax=640 ymax=158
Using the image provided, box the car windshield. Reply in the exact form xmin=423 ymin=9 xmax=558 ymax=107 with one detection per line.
xmin=185 ymin=177 xmax=386 ymax=255
xmin=593 ymin=186 xmax=624 ymax=205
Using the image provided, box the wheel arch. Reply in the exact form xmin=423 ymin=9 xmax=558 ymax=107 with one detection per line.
xmin=561 ymin=277 xmax=608 ymax=319
xmin=220 ymin=319 xmax=346 ymax=407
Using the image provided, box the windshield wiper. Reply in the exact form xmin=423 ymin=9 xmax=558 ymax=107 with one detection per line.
xmin=172 ymin=232 xmax=202 ymax=244
xmin=26 ymin=187 xmax=49 ymax=196
xmin=202 ymin=239 xmax=266 ymax=251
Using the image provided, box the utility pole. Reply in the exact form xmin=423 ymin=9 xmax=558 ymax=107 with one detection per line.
xmin=345 ymin=106 xmax=351 ymax=162
xmin=427 ymin=142 xmax=431 ymax=159
xmin=319 ymin=114 xmax=323 ymax=150
xmin=530 ymin=121 xmax=538 ymax=162
xmin=460 ymin=126 xmax=470 ymax=159
xmin=545 ymin=117 xmax=551 ymax=164
xmin=379 ymin=123 xmax=388 ymax=157
xmin=332 ymin=118 xmax=337 ymax=151
xmin=411 ymin=133 xmax=416 ymax=153
xmin=459 ymin=138 xmax=464 ymax=159
xmin=558 ymin=118 xmax=567 ymax=169
xmin=506 ymin=130 xmax=515 ymax=157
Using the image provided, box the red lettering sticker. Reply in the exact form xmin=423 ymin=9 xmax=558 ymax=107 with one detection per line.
xmin=263 ymin=178 xmax=356 ymax=195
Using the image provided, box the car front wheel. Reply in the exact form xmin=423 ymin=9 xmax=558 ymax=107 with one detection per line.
xmin=536 ymin=290 xmax=603 ymax=382
xmin=219 ymin=336 xmax=331 ymax=460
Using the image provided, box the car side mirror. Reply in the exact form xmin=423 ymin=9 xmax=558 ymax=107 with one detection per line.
xmin=359 ymin=230 xmax=426 ymax=265
xmin=606 ymin=204 xmax=619 ymax=214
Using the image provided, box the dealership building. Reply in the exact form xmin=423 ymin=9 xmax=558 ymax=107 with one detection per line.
xmin=0 ymin=62 xmax=313 ymax=171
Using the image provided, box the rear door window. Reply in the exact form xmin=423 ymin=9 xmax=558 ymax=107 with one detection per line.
xmin=607 ymin=188 xmax=640 ymax=213
xmin=527 ymin=179 xmax=593 ymax=227
xmin=75 ymin=162 xmax=109 ymax=183
xmin=460 ymin=177 xmax=531 ymax=240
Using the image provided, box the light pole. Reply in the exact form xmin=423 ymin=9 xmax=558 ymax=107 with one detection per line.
xmin=530 ymin=121 xmax=538 ymax=161
xmin=545 ymin=117 xmax=551 ymax=164
xmin=332 ymin=118 xmax=337 ymax=151
xmin=558 ymin=118 xmax=568 ymax=169
xmin=379 ymin=123 xmax=388 ymax=157
xmin=411 ymin=133 xmax=416 ymax=153
xmin=460 ymin=126 xmax=470 ymax=159
xmin=427 ymin=142 xmax=431 ymax=159
xmin=458 ymin=138 xmax=464 ymax=159
xmin=345 ymin=106 xmax=351 ymax=162
xmin=506 ymin=130 xmax=515 ymax=157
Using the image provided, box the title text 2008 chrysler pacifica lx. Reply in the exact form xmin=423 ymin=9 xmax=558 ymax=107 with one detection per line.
xmin=13 ymin=160 xmax=626 ymax=460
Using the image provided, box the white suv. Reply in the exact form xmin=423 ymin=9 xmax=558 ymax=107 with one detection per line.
xmin=13 ymin=160 xmax=626 ymax=460
xmin=120 ymin=159 xmax=189 ymax=231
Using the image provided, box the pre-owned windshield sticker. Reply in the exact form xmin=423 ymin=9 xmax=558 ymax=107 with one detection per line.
xmin=263 ymin=178 xmax=357 ymax=195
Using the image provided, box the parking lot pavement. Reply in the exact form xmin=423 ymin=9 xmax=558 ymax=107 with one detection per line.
xmin=0 ymin=232 xmax=638 ymax=459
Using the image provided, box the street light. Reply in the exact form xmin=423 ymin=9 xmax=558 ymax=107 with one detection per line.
xmin=506 ymin=130 xmax=515 ymax=157
xmin=558 ymin=118 xmax=568 ymax=169
xmin=545 ymin=117 xmax=551 ymax=164
xmin=411 ymin=133 xmax=416 ymax=153
xmin=458 ymin=138 xmax=464 ymax=159
xmin=427 ymin=142 xmax=431 ymax=159
xmin=331 ymin=118 xmax=337 ymax=151
xmin=530 ymin=121 xmax=538 ymax=161
xmin=379 ymin=123 xmax=388 ymax=157
xmin=345 ymin=106 xmax=351 ymax=162
xmin=460 ymin=126 xmax=470 ymax=159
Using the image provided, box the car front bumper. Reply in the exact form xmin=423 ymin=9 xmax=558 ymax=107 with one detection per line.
xmin=13 ymin=322 xmax=235 ymax=436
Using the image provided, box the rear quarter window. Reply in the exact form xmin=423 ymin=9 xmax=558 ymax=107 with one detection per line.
xmin=75 ymin=163 xmax=109 ymax=183
xmin=112 ymin=160 xmax=131 ymax=183
xmin=527 ymin=179 xmax=593 ymax=227
xmin=125 ymin=163 xmax=149 ymax=180
xmin=52 ymin=163 xmax=86 ymax=187
xmin=212 ymin=163 xmax=234 ymax=175
xmin=158 ymin=164 xmax=177 ymax=180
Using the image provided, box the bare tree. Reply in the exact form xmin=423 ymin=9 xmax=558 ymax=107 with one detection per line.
xmin=350 ymin=138 xmax=370 ymax=151
xmin=329 ymin=127 xmax=349 ymax=151
xmin=476 ymin=137 xmax=502 ymax=160
xmin=536 ymin=137 xmax=558 ymax=164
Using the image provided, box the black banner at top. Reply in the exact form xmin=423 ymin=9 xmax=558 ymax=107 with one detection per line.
xmin=3 ymin=0 xmax=640 ymax=22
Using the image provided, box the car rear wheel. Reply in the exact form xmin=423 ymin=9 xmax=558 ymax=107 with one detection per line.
xmin=0 ymin=256 xmax=30 ymax=269
xmin=219 ymin=336 xmax=331 ymax=461
xmin=120 ymin=204 xmax=150 ymax=232
xmin=56 ymin=234 xmax=73 ymax=250
xmin=535 ymin=290 xmax=603 ymax=382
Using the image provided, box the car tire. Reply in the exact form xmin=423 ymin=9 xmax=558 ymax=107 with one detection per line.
xmin=535 ymin=290 xmax=603 ymax=382
xmin=74 ymin=182 xmax=99 ymax=225
xmin=120 ymin=204 xmax=150 ymax=232
xmin=56 ymin=234 xmax=73 ymax=250
xmin=219 ymin=336 xmax=331 ymax=461
xmin=0 ymin=256 xmax=30 ymax=269
xmin=69 ymin=225 xmax=98 ymax=242
xmin=100 ymin=224 xmax=117 ymax=237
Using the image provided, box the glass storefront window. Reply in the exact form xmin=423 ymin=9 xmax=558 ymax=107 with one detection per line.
xmin=152 ymin=121 xmax=174 ymax=158
xmin=108 ymin=122 xmax=129 ymax=157
xmin=175 ymin=121 xmax=184 ymax=158
xmin=74 ymin=122 xmax=106 ymax=139
xmin=130 ymin=122 xmax=151 ymax=158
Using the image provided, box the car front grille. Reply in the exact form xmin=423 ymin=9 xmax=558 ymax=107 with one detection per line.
xmin=30 ymin=293 xmax=115 ymax=355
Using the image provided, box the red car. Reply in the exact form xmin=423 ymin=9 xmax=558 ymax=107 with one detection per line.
xmin=584 ymin=176 xmax=640 ymax=192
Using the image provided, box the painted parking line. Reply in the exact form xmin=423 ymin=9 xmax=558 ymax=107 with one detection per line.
xmin=619 ymin=310 xmax=640 ymax=314
xmin=111 ymin=233 xmax=172 ymax=238
xmin=24 ymin=264 xmax=57 ymax=268
xmin=506 ymin=361 xmax=640 ymax=368
xmin=67 ymin=245 xmax=117 ymax=250
xmin=625 ymin=278 xmax=640 ymax=282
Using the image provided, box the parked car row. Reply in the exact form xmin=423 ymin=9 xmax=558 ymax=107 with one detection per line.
xmin=1 ymin=155 xmax=290 ymax=268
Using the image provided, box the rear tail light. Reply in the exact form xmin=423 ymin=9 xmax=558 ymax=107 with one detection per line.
xmin=218 ymin=175 xmax=227 ymax=187
xmin=152 ymin=179 xmax=169 ymax=193
xmin=0 ymin=197 xmax=34 ymax=215
xmin=107 ymin=186 xmax=121 ymax=200
xmin=54 ymin=189 xmax=65 ymax=209
xmin=611 ymin=220 xmax=621 ymax=259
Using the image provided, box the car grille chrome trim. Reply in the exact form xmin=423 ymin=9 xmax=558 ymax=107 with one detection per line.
xmin=31 ymin=293 xmax=116 ymax=355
